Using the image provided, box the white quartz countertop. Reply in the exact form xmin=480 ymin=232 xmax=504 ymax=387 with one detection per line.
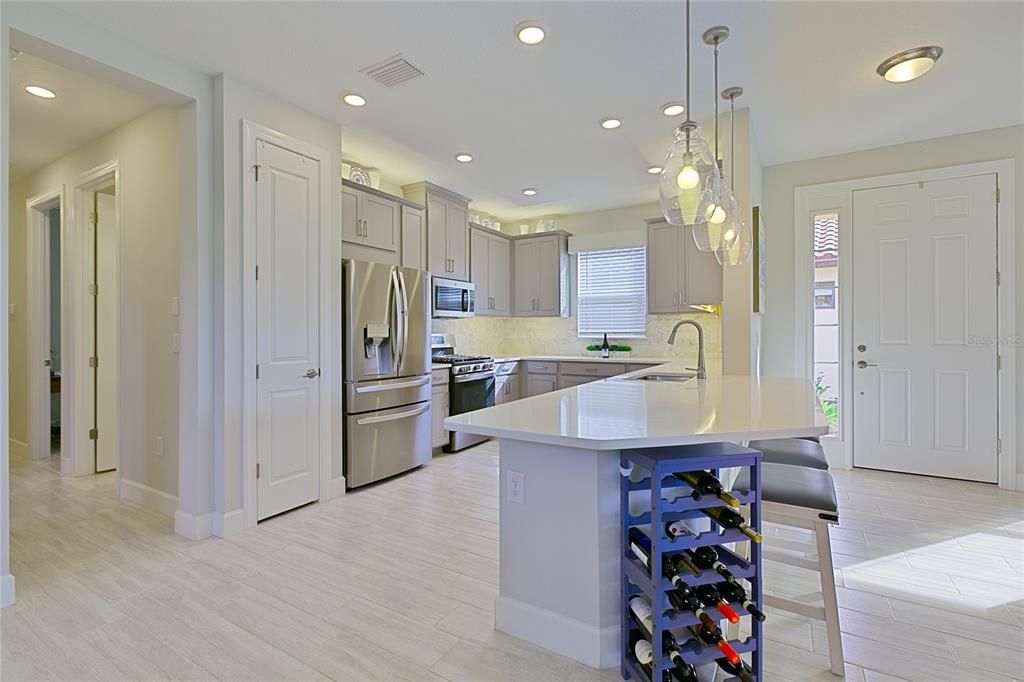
xmin=492 ymin=355 xmax=670 ymax=364
xmin=444 ymin=361 xmax=828 ymax=449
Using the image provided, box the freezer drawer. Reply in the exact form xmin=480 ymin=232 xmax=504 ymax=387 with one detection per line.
xmin=346 ymin=374 xmax=432 ymax=414
xmin=345 ymin=401 xmax=432 ymax=489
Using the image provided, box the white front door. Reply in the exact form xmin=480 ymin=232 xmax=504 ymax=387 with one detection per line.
xmin=852 ymin=174 xmax=998 ymax=482
xmin=256 ymin=140 xmax=321 ymax=520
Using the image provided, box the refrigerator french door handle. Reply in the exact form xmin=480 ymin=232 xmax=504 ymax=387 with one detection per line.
xmin=389 ymin=269 xmax=401 ymax=373
xmin=397 ymin=269 xmax=410 ymax=372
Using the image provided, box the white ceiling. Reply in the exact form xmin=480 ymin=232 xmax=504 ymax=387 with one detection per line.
xmin=9 ymin=50 xmax=159 ymax=180
xmin=48 ymin=1 xmax=1024 ymax=218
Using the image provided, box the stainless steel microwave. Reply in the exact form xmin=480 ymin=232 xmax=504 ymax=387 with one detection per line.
xmin=432 ymin=277 xmax=475 ymax=318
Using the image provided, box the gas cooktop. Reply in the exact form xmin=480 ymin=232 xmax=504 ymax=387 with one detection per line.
xmin=433 ymin=353 xmax=493 ymax=364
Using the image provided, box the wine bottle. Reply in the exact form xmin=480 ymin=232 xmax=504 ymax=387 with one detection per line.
xmin=664 ymin=557 xmax=698 ymax=589
xmin=674 ymin=471 xmax=741 ymax=508
xmin=716 ymin=580 xmax=766 ymax=622
xmin=687 ymin=546 xmax=738 ymax=583
xmin=661 ymin=631 xmax=699 ymax=681
xmin=689 ymin=623 xmax=741 ymax=665
xmin=629 ymin=595 xmax=654 ymax=635
xmin=628 ymin=527 xmax=655 ymax=568
xmin=694 ymin=584 xmax=741 ymax=624
xmin=716 ymin=656 xmax=754 ymax=682
xmin=667 ymin=587 xmax=719 ymax=632
xmin=701 ymin=507 xmax=763 ymax=543
xmin=601 ymin=333 xmax=610 ymax=358
xmin=630 ymin=629 xmax=654 ymax=665
xmin=664 ymin=523 xmax=703 ymax=576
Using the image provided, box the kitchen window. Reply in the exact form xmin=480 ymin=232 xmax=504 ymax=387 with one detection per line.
xmin=576 ymin=246 xmax=647 ymax=338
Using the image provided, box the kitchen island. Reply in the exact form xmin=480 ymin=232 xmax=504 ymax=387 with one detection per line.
xmin=444 ymin=362 xmax=827 ymax=668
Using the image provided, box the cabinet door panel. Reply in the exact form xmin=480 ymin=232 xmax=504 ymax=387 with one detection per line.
xmin=526 ymin=374 xmax=557 ymax=397
xmin=431 ymin=389 xmax=449 ymax=448
xmin=647 ymin=221 xmax=681 ymax=313
xmin=684 ymin=231 xmax=723 ymax=305
xmin=470 ymin=229 xmax=491 ymax=314
xmin=401 ymin=206 xmax=425 ymax=270
xmin=362 ymin=193 xmax=398 ymax=252
xmin=489 ymin=234 xmax=510 ymax=315
xmin=341 ymin=185 xmax=360 ymax=244
xmin=427 ymin=196 xmax=448 ymax=276
xmin=534 ymin=236 xmax=560 ymax=314
xmin=447 ymin=202 xmax=469 ymax=280
xmin=513 ymin=239 xmax=536 ymax=315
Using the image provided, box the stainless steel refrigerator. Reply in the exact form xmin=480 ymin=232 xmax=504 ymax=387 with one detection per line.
xmin=343 ymin=259 xmax=432 ymax=488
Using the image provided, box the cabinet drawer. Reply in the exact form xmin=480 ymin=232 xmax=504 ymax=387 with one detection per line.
xmin=494 ymin=360 xmax=519 ymax=376
xmin=431 ymin=369 xmax=450 ymax=387
xmin=558 ymin=375 xmax=598 ymax=389
xmin=525 ymin=361 xmax=558 ymax=374
xmin=627 ymin=363 xmax=660 ymax=372
xmin=558 ymin=361 xmax=626 ymax=377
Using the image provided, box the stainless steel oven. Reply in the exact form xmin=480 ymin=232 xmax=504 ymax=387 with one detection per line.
xmin=446 ymin=368 xmax=495 ymax=452
xmin=432 ymin=277 xmax=475 ymax=318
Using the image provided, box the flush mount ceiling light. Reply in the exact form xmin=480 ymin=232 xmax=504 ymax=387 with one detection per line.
xmin=599 ymin=117 xmax=622 ymax=130
xmin=25 ymin=85 xmax=56 ymax=99
xmin=877 ymin=46 xmax=943 ymax=83
xmin=522 ymin=188 xmax=537 ymax=196
xmin=647 ymin=166 xmax=664 ymax=174
xmin=454 ymin=153 xmax=473 ymax=163
xmin=661 ymin=102 xmax=685 ymax=117
xmin=515 ymin=21 xmax=546 ymax=45
xmin=342 ymin=93 xmax=366 ymax=107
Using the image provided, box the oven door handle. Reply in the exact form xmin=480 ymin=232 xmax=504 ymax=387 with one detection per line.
xmin=453 ymin=371 xmax=495 ymax=384
xmin=354 ymin=376 xmax=430 ymax=393
xmin=355 ymin=403 xmax=430 ymax=425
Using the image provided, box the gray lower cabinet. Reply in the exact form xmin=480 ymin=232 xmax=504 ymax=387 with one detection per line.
xmin=526 ymin=373 xmax=558 ymax=397
xmin=495 ymin=367 xmax=520 ymax=404
xmin=470 ymin=226 xmax=511 ymax=316
xmin=513 ymin=233 xmax=569 ymax=317
xmin=646 ymin=217 xmax=722 ymax=312
xmin=431 ymin=369 xmax=449 ymax=448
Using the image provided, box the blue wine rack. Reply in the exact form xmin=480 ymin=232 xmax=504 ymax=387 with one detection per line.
xmin=619 ymin=442 xmax=762 ymax=682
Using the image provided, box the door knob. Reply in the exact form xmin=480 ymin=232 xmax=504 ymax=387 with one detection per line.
xmin=856 ymin=360 xmax=877 ymax=369
xmin=857 ymin=344 xmax=867 ymax=352
xmin=302 ymin=368 xmax=320 ymax=379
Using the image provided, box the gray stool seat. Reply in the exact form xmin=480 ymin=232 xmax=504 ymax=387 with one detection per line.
xmin=748 ymin=438 xmax=829 ymax=470
xmin=735 ymin=462 xmax=838 ymax=514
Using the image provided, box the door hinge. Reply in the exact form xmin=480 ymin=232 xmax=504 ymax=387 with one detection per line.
xmin=996 ymin=271 xmax=1001 ymax=287
xmin=88 ymin=212 xmax=97 ymax=225
xmin=256 ymin=364 xmax=260 ymax=380
xmin=996 ymin=438 xmax=1002 ymax=454
xmin=255 ymin=265 xmax=259 ymax=280
xmin=996 ymin=186 xmax=1000 ymax=203
xmin=256 ymin=463 xmax=261 ymax=479
xmin=89 ymin=356 xmax=99 ymax=368
xmin=88 ymin=283 xmax=98 ymax=296
xmin=996 ymin=354 xmax=1002 ymax=371
xmin=254 ymin=164 xmax=260 ymax=182
xmin=88 ymin=428 xmax=98 ymax=440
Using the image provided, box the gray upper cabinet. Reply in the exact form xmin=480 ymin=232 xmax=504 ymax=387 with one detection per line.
xmin=513 ymin=233 xmax=569 ymax=317
xmin=403 ymin=182 xmax=471 ymax=281
xmin=645 ymin=217 xmax=722 ymax=313
xmin=470 ymin=225 xmax=511 ymax=316
xmin=341 ymin=181 xmax=398 ymax=252
xmin=400 ymin=205 xmax=425 ymax=270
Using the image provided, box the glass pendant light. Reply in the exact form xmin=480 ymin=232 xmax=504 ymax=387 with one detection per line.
xmin=716 ymin=86 xmax=752 ymax=266
xmin=693 ymin=26 xmax=737 ymax=252
xmin=659 ymin=0 xmax=720 ymax=227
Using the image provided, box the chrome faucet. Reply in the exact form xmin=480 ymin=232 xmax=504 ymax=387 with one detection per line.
xmin=667 ymin=319 xmax=706 ymax=380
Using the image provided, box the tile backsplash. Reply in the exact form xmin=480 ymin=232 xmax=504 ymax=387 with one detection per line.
xmin=432 ymin=313 xmax=722 ymax=368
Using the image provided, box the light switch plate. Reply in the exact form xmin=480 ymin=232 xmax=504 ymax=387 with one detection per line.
xmin=171 ymin=296 xmax=180 ymax=317
xmin=171 ymin=333 xmax=180 ymax=354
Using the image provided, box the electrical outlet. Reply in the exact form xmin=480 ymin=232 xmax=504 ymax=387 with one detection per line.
xmin=507 ymin=470 xmax=524 ymax=504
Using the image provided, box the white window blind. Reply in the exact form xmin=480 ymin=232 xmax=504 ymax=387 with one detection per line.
xmin=577 ymin=247 xmax=647 ymax=338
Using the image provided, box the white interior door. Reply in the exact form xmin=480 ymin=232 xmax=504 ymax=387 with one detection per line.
xmin=94 ymin=190 xmax=118 ymax=472
xmin=256 ymin=140 xmax=321 ymax=520
xmin=852 ymin=174 xmax=998 ymax=482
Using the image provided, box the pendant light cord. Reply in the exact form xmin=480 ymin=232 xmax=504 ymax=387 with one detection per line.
xmin=730 ymin=96 xmax=736 ymax=190
xmin=685 ymin=0 xmax=691 ymax=117
xmin=713 ymin=41 xmax=721 ymax=175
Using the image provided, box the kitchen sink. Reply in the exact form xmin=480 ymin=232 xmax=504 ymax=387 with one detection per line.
xmin=626 ymin=373 xmax=695 ymax=382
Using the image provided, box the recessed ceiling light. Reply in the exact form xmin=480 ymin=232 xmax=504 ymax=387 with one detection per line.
xmin=599 ymin=117 xmax=622 ymax=130
xmin=25 ymin=85 xmax=56 ymax=99
xmin=522 ymin=188 xmax=537 ymax=196
xmin=343 ymin=93 xmax=367 ymax=107
xmin=877 ymin=46 xmax=943 ymax=83
xmin=661 ymin=102 xmax=685 ymax=117
xmin=647 ymin=166 xmax=663 ymax=175
xmin=455 ymin=153 xmax=473 ymax=163
xmin=515 ymin=21 xmax=546 ymax=45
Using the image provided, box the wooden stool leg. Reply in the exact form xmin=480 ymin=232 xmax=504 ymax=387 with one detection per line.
xmin=815 ymin=521 xmax=844 ymax=676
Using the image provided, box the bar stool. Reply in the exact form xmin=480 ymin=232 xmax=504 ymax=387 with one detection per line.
xmin=747 ymin=438 xmax=829 ymax=470
xmin=734 ymin=462 xmax=844 ymax=676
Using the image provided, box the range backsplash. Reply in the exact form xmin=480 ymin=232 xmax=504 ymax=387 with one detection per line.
xmin=432 ymin=313 xmax=722 ymax=367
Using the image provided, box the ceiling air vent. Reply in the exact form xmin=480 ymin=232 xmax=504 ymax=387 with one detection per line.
xmin=359 ymin=54 xmax=425 ymax=88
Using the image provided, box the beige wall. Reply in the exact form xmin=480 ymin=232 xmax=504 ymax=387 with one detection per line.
xmin=8 ymin=106 xmax=181 ymax=497
xmin=762 ymin=124 xmax=1024 ymax=473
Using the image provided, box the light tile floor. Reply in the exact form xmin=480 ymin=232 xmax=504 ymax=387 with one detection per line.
xmin=2 ymin=442 xmax=1022 ymax=681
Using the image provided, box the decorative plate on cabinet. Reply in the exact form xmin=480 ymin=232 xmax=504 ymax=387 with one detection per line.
xmin=348 ymin=166 xmax=371 ymax=186
xmin=479 ymin=215 xmax=493 ymax=229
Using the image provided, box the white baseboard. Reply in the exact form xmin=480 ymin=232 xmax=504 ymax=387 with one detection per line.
xmin=119 ymin=478 xmax=178 ymax=517
xmin=8 ymin=438 xmax=29 ymax=460
xmin=494 ymin=595 xmax=619 ymax=669
xmin=0 ymin=573 xmax=16 ymax=608
xmin=321 ymin=475 xmax=347 ymax=502
xmin=1015 ymin=473 xmax=1024 ymax=492
xmin=174 ymin=510 xmax=213 ymax=540
xmin=213 ymin=509 xmax=245 ymax=538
